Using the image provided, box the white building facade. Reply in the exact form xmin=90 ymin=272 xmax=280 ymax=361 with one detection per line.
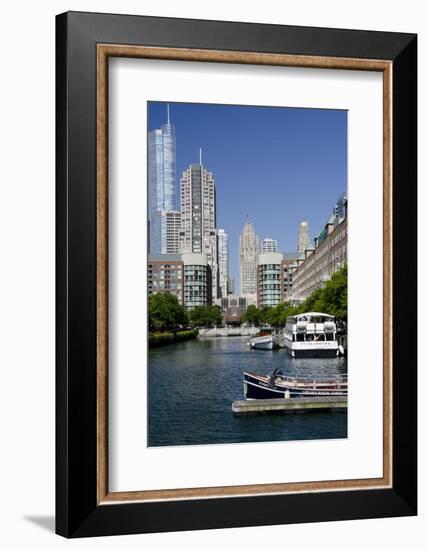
xmin=217 ymin=228 xmax=229 ymax=298
xmin=261 ymin=237 xmax=278 ymax=253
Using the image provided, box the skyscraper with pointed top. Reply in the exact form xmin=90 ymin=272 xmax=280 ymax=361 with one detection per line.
xmin=148 ymin=104 xmax=180 ymax=253
xmin=240 ymin=220 xmax=259 ymax=295
xmin=179 ymin=154 xmax=219 ymax=301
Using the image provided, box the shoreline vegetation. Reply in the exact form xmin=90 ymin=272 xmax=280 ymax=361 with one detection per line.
xmin=148 ymin=264 xmax=347 ymax=341
xmin=149 ymin=329 xmax=198 ymax=348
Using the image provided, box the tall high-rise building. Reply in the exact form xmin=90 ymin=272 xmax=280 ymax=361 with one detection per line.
xmin=297 ymin=220 xmax=311 ymax=253
xmin=217 ymin=229 xmax=229 ymax=298
xmin=179 ymin=158 xmax=219 ymax=301
xmin=239 ymin=221 xmax=259 ymax=296
xmin=148 ymin=105 xmax=177 ymax=253
xmin=261 ymin=237 xmax=278 ymax=253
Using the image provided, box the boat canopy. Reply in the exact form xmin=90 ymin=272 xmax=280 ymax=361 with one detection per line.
xmin=287 ymin=312 xmax=335 ymax=322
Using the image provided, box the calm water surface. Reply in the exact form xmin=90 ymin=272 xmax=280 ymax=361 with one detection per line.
xmin=148 ymin=337 xmax=347 ymax=446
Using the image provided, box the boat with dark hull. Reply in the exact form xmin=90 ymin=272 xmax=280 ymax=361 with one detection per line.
xmin=243 ymin=369 xmax=347 ymax=399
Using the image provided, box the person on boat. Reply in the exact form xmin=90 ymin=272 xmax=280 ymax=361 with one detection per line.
xmin=268 ymin=368 xmax=284 ymax=387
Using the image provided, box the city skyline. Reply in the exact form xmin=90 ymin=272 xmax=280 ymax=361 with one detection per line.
xmin=148 ymin=101 xmax=347 ymax=293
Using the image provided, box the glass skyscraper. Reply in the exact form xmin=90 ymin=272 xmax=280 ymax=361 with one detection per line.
xmin=148 ymin=108 xmax=177 ymax=253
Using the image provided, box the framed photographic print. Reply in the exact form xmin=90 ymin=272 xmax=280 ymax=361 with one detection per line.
xmin=56 ymin=11 xmax=417 ymax=537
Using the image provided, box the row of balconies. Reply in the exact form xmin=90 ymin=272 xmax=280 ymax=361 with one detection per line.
xmin=150 ymin=283 xmax=182 ymax=294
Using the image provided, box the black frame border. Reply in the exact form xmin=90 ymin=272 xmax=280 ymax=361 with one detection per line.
xmin=56 ymin=11 xmax=417 ymax=537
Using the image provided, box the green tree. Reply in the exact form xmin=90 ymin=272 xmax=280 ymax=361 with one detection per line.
xmin=242 ymin=305 xmax=261 ymax=325
xmin=148 ymin=292 xmax=188 ymax=332
xmin=297 ymin=288 xmax=325 ymax=314
xmin=263 ymin=302 xmax=299 ymax=327
xmin=189 ymin=305 xmax=222 ymax=328
xmin=320 ymin=264 xmax=347 ymax=319
xmin=265 ymin=304 xmax=282 ymax=327
xmin=259 ymin=306 xmax=273 ymax=325
xmin=297 ymin=264 xmax=347 ymax=320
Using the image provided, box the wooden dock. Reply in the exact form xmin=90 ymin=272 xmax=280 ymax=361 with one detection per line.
xmin=232 ymin=396 xmax=347 ymax=415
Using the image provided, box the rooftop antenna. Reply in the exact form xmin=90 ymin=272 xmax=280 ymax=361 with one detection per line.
xmin=167 ymin=103 xmax=170 ymax=124
xmin=199 ymin=147 xmax=202 ymax=166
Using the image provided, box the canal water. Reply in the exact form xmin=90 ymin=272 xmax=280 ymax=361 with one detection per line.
xmin=148 ymin=337 xmax=347 ymax=447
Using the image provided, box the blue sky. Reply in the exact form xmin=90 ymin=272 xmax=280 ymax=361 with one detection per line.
xmin=148 ymin=101 xmax=347 ymax=293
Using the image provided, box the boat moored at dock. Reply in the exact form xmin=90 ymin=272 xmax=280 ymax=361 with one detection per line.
xmin=244 ymin=368 xmax=347 ymax=399
xmin=283 ymin=312 xmax=340 ymax=358
xmin=249 ymin=330 xmax=279 ymax=350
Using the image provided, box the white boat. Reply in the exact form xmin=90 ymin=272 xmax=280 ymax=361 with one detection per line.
xmin=249 ymin=332 xmax=279 ymax=350
xmin=283 ymin=312 xmax=339 ymax=358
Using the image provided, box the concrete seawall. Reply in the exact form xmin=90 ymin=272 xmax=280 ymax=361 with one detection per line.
xmin=198 ymin=327 xmax=259 ymax=338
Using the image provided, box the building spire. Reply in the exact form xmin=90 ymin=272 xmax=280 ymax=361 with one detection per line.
xmin=199 ymin=147 xmax=202 ymax=166
xmin=167 ymin=103 xmax=170 ymax=124
xmin=298 ymin=220 xmax=310 ymax=253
